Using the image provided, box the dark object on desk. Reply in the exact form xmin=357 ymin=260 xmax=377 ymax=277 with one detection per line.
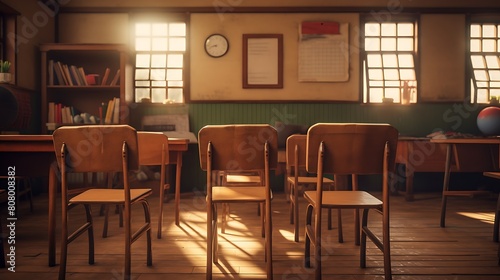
xmin=0 ymin=84 xmax=32 ymax=132
xmin=275 ymin=121 xmax=308 ymax=148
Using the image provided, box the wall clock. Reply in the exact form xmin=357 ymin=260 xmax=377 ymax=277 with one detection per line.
xmin=204 ymin=34 xmax=229 ymax=58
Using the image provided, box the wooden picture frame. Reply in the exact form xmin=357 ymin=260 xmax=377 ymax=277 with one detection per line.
xmin=242 ymin=34 xmax=283 ymax=89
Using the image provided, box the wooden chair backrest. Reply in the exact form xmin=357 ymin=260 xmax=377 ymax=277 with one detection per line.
xmin=198 ymin=124 xmax=278 ymax=172
xmin=286 ymin=134 xmax=307 ymax=169
xmin=52 ymin=125 xmax=139 ymax=173
xmin=306 ymin=123 xmax=398 ymax=175
xmin=137 ymin=132 xmax=169 ymax=166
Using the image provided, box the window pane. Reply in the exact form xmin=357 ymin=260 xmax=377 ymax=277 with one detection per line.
xmin=398 ymin=54 xmax=414 ymax=67
xmin=365 ymin=38 xmax=380 ymax=51
xmin=382 ymin=54 xmax=398 ymax=67
xmin=152 ymin=38 xmax=168 ymax=51
xmin=477 ymin=89 xmax=489 ymax=103
xmin=483 ymin=39 xmax=496 ymax=52
xmin=152 ymin=23 xmax=168 ymax=36
xmin=367 ymin=54 xmax=382 ymax=67
xmin=398 ymin=23 xmax=413 ymax=36
xmin=135 ymin=69 xmax=150 ymax=80
xmin=471 ymin=55 xmax=485 ymax=68
xmin=135 ymin=88 xmax=150 ymax=102
xmin=486 ymin=55 xmax=500 ymax=68
xmin=168 ymin=80 xmax=184 ymax=87
xmin=368 ymin=69 xmax=383 ymax=80
xmin=167 ymin=69 xmax=183 ymax=80
xmin=169 ymin=23 xmax=186 ymax=36
xmin=152 ymin=88 xmax=166 ymax=103
xmin=168 ymin=88 xmax=184 ymax=103
xmin=381 ymin=23 xmax=396 ymax=36
xmin=470 ymin=39 xmax=481 ymax=52
xmin=385 ymin=87 xmax=400 ymax=100
xmin=136 ymin=54 xmax=150 ymax=68
xmin=369 ymin=88 xmax=384 ymax=102
xmin=152 ymin=81 xmax=167 ymax=87
xmin=384 ymin=69 xmax=400 ymax=80
xmin=400 ymin=69 xmax=415 ymax=80
xmin=169 ymin=38 xmax=186 ymax=51
xmin=151 ymin=54 xmax=167 ymax=68
xmin=397 ymin=38 xmax=413 ymax=51
xmin=369 ymin=80 xmax=383 ymax=87
xmin=381 ymin=38 xmax=396 ymax=51
xmin=167 ymin=54 xmax=183 ymax=68
xmin=470 ymin=24 xmax=481 ymax=37
xmin=151 ymin=69 xmax=166 ymax=80
xmin=474 ymin=70 xmax=488 ymax=80
xmin=483 ymin=25 xmax=496 ymax=38
xmin=365 ymin=23 xmax=380 ymax=36
xmin=135 ymin=80 xmax=150 ymax=87
xmin=490 ymin=70 xmax=500 ymax=80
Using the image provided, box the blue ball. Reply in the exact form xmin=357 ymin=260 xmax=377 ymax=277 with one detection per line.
xmin=477 ymin=106 xmax=500 ymax=136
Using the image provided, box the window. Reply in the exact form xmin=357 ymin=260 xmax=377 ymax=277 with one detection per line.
xmin=362 ymin=18 xmax=418 ymax=104
xmin=469 ymin=23 xmax=500 ymax=103
xmin=133 ymin=16 xmax=187 ymax=104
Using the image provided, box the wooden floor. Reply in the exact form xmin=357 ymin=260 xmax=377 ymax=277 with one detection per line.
xmin=1 ymin=190 xmax=500 ymax=279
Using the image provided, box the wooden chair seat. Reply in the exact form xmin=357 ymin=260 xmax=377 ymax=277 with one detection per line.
xmin=225 ymin=174 xmax=262 ymax=184
xmin=304 ymin=190 xmax=382 ymax=208
xmin=70 ymin=188 xmax=152 ymax=204
xmin=213 ymin=186 xmax=267 ymax=202
xmin=287 ymin=176 xmax=333 ymax=185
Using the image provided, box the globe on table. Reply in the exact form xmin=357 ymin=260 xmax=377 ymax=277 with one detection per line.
xmin=477 ymin=106 xmax=500 ymax=136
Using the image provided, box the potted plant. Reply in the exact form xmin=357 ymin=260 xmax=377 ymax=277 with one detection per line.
xmin=0 ymin=60 xmax=11 ymax=83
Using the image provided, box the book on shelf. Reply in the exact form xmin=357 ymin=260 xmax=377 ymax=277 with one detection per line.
xmin=54 ymin=61 xmax=67 ymax=85
xmin=62 ymin=64 xmax=74 ymax=86
xmin=101 ymin=67 xmax=111 ymax=85
xmin=78 ymin=67 xmax=89 ymax=86
xmin=48 ymin=60 xmax=54 ymax=85
xmin=110 ymin=69 xmax=120 ymax=86
xmin=104 ymin=98 xmax=115 ymax=124
xmin=112 ymin=97 xmax=120 ymax=124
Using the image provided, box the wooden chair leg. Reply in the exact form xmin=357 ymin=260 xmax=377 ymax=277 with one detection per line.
xmin=206 ymin=202 xmax=214 ymax=280
xmin=84 ymin=205 xmax=95 ymax=265
xmin=337 ymin=209 xmax=343 ymax=243
xmin=141 ymin=200 xmax=153 ymax=266
xmin=304 ymin=204 xmax=313 ymax=268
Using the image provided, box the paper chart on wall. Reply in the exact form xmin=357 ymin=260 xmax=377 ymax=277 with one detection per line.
xmin=298 ymin=22 xmax=349 ymax=82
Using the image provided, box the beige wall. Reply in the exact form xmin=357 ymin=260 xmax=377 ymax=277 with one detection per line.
xmin=2 ymin=0 xmax=55 ymax=90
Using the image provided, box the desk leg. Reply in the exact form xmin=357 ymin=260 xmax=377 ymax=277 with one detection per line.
xmin=175 ymin=152 xmax=183 ymax=226
xmin=404 ymin=165 xmax=415 ymax=202
xmin=48 ymin=163 xmax=57 ymax=267
xmin=440 ymin=144 xmax=452 ymax=228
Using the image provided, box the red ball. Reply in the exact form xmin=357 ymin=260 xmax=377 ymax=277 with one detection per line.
xmin=477 ymin=106 xmax=500 ymax=136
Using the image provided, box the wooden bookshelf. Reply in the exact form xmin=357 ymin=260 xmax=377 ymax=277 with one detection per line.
xmin=40 ymin=44 xmax=128 ymax=134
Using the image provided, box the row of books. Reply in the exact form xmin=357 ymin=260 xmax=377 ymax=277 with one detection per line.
xmin=47 ymin=98 xmax=120 ymax=125
xmin=48 ymin=59 xmax=120 ymax=86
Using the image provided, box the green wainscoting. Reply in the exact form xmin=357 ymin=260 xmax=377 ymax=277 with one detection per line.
xmin=131 ymin=102 xmax=490 ymax=194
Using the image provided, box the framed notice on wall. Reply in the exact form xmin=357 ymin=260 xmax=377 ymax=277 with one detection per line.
xmin=242 ymin=34 xmax=283 ymax=89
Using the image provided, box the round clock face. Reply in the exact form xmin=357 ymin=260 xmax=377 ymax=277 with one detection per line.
xmin=205 ymin=34 xmax=229 ymax=58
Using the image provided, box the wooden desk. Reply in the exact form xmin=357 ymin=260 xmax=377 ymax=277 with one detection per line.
xmin=396 ymin=137 xmax=449 ymax=201
xmin=0 ymin=134 xmax=188 ymax=267
xmin=430 ymin=138 xmax=499 ymax=231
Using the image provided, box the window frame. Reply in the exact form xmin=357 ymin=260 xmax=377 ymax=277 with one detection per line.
xmin=130 ymin=13 xmax=190 ymax=104
xmin=467 ymin=16 xmax=500 ymax=104
xmin=360 ymin=14 xmax=419 ymax=104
